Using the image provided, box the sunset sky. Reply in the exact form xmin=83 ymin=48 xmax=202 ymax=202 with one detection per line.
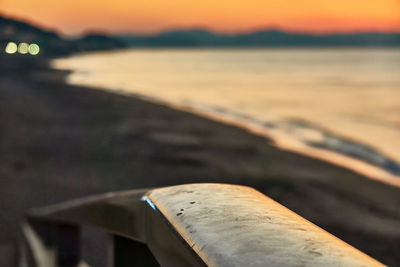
xmin=1 ymin=0 xmax=400 ymax=36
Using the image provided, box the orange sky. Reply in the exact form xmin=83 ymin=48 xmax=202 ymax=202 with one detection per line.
xmin=2 ymin=0 xmax=400 ymax=35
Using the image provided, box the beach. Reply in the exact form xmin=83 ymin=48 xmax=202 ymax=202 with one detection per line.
xmin=1 ymin=54 xmax=400 ymax=266
xmin=54 ymin=48 xmax=400 ymax=184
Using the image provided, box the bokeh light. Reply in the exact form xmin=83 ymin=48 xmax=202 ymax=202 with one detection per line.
xmin=28 ymin=44 xmax=40 ymax=55
xmin=18 ymin=42 xmax=29 ymax=54
xmin=5 ymin=42 xmax=18 ymax=54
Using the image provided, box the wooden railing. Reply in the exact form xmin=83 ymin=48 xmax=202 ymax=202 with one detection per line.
xmin=20 ymin=183 xmax=384 ymax=267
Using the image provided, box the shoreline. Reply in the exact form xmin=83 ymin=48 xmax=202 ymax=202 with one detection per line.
xmin=72 ymin=87 xmax=400 ymax=188
xmin=53 ymin=48 xmax=400 ymax=188
xmin=1 ymin=55 xmax=400 ymax=265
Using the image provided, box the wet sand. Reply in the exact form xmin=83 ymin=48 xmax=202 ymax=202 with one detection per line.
xmin=1 ymin=55 xmax=400 ymax=266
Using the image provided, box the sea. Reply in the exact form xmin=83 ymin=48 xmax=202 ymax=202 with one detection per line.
xmin=53 ymin=48 xmax=400 ymax=187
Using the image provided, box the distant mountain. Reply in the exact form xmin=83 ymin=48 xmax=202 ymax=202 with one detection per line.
xmin=0 ymin=16 xmax=126 ymax=56
xmin=117 ymin=29 xmax=400 ymax=47
xmin=2 ymin=15 xmax=400 ymax=57
xmin=73 ymin=33 xmax=127 ymax=52
xmin=0 ymin=16 xmax=70 ymax=55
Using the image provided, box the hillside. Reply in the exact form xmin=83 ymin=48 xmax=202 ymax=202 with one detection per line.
xmin=0 ymin=15 xmax=126 ymax=56
xmin=117 ymin=29 xmax=400 ymax=47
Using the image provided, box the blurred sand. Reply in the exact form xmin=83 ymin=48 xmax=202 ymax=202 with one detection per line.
xmin=1 ymin=55 xmax=400 ymax=266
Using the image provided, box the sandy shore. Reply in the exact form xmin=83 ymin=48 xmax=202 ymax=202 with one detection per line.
xmin=1 ymin=55 xmax=400 ymax=266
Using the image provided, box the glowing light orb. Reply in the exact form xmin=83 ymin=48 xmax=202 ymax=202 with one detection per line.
xmin=5 ymin=42 xmax=18 ymax=54
xmin=18 ymin=42 xmax=29 ymax=54
xmin=28 ymin=44 xmax=40 ymax=55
